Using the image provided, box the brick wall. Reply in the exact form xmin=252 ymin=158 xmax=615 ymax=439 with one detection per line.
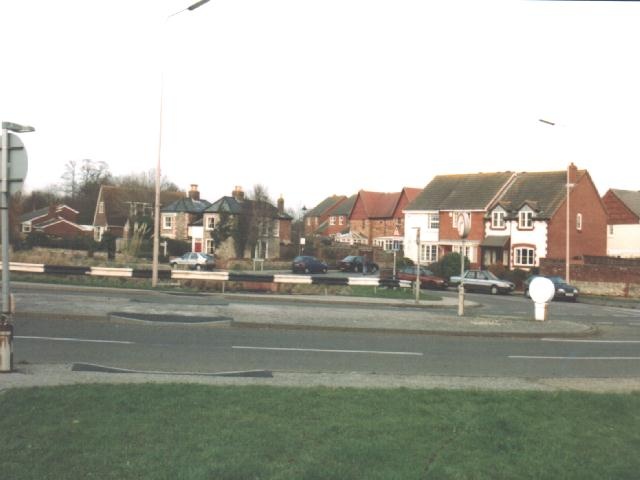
xmin=541 ymin=257 xmax=640 ymax=297
xmin=602 ymin=190 xmax=639 ymax=224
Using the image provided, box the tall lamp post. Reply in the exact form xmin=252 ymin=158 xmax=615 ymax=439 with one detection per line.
xmin=539 ymin=119 xmax=572 ymax=283
xmin=152 ymin=0 xmax=212 ymax=288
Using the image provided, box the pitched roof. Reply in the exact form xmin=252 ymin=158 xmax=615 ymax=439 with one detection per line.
xmin=306 ymin=195 xmax=346 ymax=217
xmin=20 ymin=204 xmax=78 ymax=223
xmin=492 ymin=170 xmax=586 ymax=218
xmin=162 ymin=197 xmax=211 ymax=214
xmin=332 ymin=195 xmax=357 ymax=216
xmin=610 ymin=189 xmax=640 ymax=217
xmin=204 ymin=196 xmax=293 ymax=220
xmin=407 ymin=172 xmax=515 ymax=211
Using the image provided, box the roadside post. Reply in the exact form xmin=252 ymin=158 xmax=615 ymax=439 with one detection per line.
xmin=0 ymin=121 xmax=34 ymax=372
xmin=413 ymin=227 xmax=421 ymax=304
xmin=529 ymin=276 xmax=555 ymax=321
xmin=456 ymin=213 xmax=471 ymax=316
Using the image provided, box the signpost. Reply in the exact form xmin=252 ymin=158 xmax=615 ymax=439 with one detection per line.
xmin=456 ymin=212 xmax=471 ymax=316
xmin=1 ymin=121 xmax=33 ymax=373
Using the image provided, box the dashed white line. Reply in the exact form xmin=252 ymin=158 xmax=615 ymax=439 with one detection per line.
xmin=16 ymin=335 xmax=135 ymax=345
xmin=541 ymin=338 xmax=640 ymax=344
xmin=509 ymin=355 xmax=640 ymax=361
xmin=233 ymin=346 xmax=423 ymax=356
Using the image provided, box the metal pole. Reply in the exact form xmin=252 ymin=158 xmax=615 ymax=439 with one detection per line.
xmin=566 ymin=165 xmax=571 ymax=283
xmin=415 ymin=227 xmax=421 ymax=304
xmin=458 ymin=240 xmax=465 ymax=316
xmin=1 ymin=127 xmax=12 ymax=372
xmin=152 ymin=0 xmax=212 ymax=288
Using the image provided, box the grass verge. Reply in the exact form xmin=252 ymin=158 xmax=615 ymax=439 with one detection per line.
xmin=2 ymin=384 xmax=639 ymax=479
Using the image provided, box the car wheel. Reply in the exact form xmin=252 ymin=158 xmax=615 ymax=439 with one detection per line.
xmin=196 ymin=264 xmax=202 ymax=271
xmin=490 ymin=285 xmax=499 ymax=295
xmin=524 ymin=289 xmax=530 ymax=298
xmin=322 ymin=267 xmax=327 ymax=274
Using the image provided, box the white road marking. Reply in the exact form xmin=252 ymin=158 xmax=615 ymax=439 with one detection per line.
xmin=16 ymin=335 xmax=135 ymax=345
xmin=509 ymin=355 xmax=640 ymax=360
xmin=541 ymin=338 xmax=640 ymax=344
xmin=233 ymin=346 xmax=423 ymax=356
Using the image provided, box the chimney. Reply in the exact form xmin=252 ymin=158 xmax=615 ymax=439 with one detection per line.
xmin=188 ymin=184 xmax=200 ymax=201
xmin=568 ymin=163 xmax=578 ymax=185
xmin=232 ymin=186 xmax=245 ymax=201
xmin=277 ymin=195 xmax=284 ymax=214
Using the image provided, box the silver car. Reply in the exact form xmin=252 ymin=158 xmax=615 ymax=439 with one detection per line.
xmin=449 ymin=269 xmax=515 ymax=295
xmin=169 ymin=252 xmax=215 ymax=270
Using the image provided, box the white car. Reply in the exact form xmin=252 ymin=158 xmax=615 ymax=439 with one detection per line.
xmin=169 ymin=252 xmax=215 ymax=271
xmin=449 ymin=270 xmax=515 ymax=295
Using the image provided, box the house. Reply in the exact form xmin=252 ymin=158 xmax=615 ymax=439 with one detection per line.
xmin=160 ymin=185 xmax=210 ymax=244
xmin=92 ymin=185 xmax=184 ymax=242
xmin=20 ymin=204 xmax=92 ymax=238
xmin=303 ymin=195 xmax=349 ymax=237
xmin=602 ymin=189 xmax=640 ymax=258
xmin=348 ymin=188 xmax=421 ymax=249
xmin=483 ymin=164 xmax=607 ymax=269
xmin=194 ymin=186 xmax=292 ymax=259
xmin=404 ymin=173 xmax=514 ymax=267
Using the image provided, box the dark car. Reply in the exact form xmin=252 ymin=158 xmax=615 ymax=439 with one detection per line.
xmin=396 ymin=266 xmax=448 ymax=289
xmin=292 ymin=255 xmax=328 ymax=274
xmin=169 ymin=252 xmax=215 ymax=270
xmin=523 ymin=275 xmax=579 ymax=302
xmin=338 ymin=255 xmax=379 ymax=273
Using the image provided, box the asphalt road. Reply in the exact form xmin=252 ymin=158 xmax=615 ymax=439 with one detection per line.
xmin=11 ymin=283 xmax=640 ymax=379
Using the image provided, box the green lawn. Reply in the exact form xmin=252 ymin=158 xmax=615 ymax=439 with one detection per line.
xmin=2 ymin=384 xmax=640 ymax=479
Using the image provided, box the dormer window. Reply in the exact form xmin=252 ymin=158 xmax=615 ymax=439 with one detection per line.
xmin=518 ymin=210 xmax=533 ymax=229
xmin=491 ymin=211 xmax=505 ymax=229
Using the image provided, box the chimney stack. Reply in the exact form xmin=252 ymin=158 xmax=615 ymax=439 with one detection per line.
xmin=277 ymin=195 xmax=284 ymax=214
xmin=568 ymin=163 xmax=578 ymax=185
xmin=232 ymin=186 xmax=245 ymax=201
xmin=188 ymin=184 xmax=200 ymax=201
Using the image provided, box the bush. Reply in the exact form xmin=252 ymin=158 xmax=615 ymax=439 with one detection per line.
xmin=429 ymin=252 xmax=469 ymax=280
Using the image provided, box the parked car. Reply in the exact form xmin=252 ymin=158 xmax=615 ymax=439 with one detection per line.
xmin=292 ymin=255 xmax=328 ymax=274
xmin=338 ymin=255 xmax=379 ymax=273
xmin=169 ymin=252 xmax=215 ymax=271
xmin=449 ymin=269 xmax=515 ymax=295
xmin=523 ymin=275 xmax=579 ymax=302
xmin=396 ymin=266 xmax=448 ymax=289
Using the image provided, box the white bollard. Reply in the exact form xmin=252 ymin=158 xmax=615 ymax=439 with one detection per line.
xmin=529 ymin=277 xmax=555 ymax=322
xmin=0 ymin=323 xmax=13 ymax=372
xmin=534 ymin=302 xmax=549 ymax=321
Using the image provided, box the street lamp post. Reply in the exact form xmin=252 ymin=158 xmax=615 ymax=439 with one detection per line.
xmin=539 ymin=119 xmax=572 ymax=283
xmin=413 ymin=227 xmax=421 ymax=304
xmin=152 ymin=0 xmax=211 ymax=288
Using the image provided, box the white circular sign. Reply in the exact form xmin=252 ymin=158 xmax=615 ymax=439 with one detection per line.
xmin=529 ymin=276 xmax=555 ymax=303
xmin=456 ymin=213 xmax=471 ymax=238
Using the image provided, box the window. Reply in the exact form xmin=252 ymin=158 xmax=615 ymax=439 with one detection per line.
xmin=428 ymin=214 xmax=440 ymax=229
xmin=338 ymin=216 xmax=344 ymax=225
xmin=453 ymin=244 xmax=473 ymax=262
xmin=518 ymin=211 xmax=533 ymax=229
xmin=273 ymin=220 xmax=280 ymax=237
xmin=206 ymin=216 xmax=215 ymax=230
xmin=163 ymin=215 xmax=174 ymax=230
xmin=420 ymin=244 xmax=438 ymax=263
xmin=514 ymin=247 xmax=535 ymax=266
xmin=306 ymin=218 xmax=311 ymax=226
xmin=576 ymin=213 xmax=582 ymax=231
xmin=94 ymin=227 xmax=103 ymax=242
xmin=205 ymin=239 xmax=214 ymax=254
xmin=330 ymin=216 xmax=336 ymax=226
xmin=609 ymin=225 xmax=614 ymax=235
xmin=492 ymin=211 xmax=505 ymax=229
xmin=98 ymin=202 xmax=104 ymax=214
xmin=22 ymin=223 xmax=31 ymax=233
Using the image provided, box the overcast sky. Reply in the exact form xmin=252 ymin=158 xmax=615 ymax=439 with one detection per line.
xmin=3 ymin=0 xmax=640 ymax=214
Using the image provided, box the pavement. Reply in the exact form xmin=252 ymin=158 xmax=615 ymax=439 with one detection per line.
xmin=14 ymin=282 xmax=595 ymax=338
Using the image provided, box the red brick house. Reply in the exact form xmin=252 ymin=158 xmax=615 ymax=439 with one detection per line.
xmin=483 ymin=164 xmax=607 ymax=269
xmin=303 ymin=195 xmax=356 ymax=237
xmin=348 ymin=188 xmax=421 ymax=248
xmin=20 ymin=205 xmax=92 ymax=238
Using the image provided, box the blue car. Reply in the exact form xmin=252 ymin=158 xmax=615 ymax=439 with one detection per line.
xmin=524 ymin=275 xmax=579 ymax=302
xmin=292 ymin=256 xmax=328 ymax=274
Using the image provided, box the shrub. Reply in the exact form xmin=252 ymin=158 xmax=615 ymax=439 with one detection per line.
xmin=430 ymin=252 xmax=470 ymax=280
